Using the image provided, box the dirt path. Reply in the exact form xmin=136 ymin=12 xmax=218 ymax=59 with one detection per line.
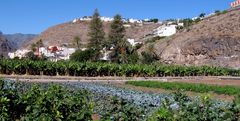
xmin=2 ymin=75 xmax=240 ymax=86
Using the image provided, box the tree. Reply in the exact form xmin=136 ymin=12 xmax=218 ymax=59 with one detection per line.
xmin=36 ymin=39 xmax=44 ymax=47
xmin=107 ymin=14 xmax=129 ymax=63
xmin=141 ymin=44 xmax=159 ymax=64
xmin=73 ymin=36 xmax=81 ymax=49
xmin=199 ymin=13 xmax=206 ymax=18
xmin=31 ymin=43 xmax=37 ymax=52
xmin=215 ymin=10 xmax=220 ymax=14
xmin=150 ymin=18 xmax=159 ymax=23
xmin=25 ymin=51 xmax=38 ymax=60
xmin=108 ymin=14 xmax=140 ymax=63
xmin=87 ymin=9 xmax=105 ymax=60
xmin=70 ymin=49 xmax=96 ymax=62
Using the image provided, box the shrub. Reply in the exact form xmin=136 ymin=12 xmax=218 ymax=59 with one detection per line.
xmin=70 ymin=49 xmax=96 ymax=62
xmin=149 ymin=92 xmax=239 ymax=121
xmin=0 ymin=80 xmax=94 ymax=120
xmin=101 ymin=96 xmax=144 ymax=121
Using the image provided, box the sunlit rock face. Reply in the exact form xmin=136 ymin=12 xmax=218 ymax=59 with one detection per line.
xmin=150 ymin=9 xmax=240 ymax=69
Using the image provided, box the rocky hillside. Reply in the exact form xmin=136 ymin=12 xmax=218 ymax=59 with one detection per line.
xmin=0 ymin=33 xmax=13 ymax=56
xmin=4 ymin=33 xmax=37 ymax=49
xmin=147 ymin=8 xmax=240 ymax=69
xmin=0 ymin=32 xmax=36 ymax=57
xmin=24 ymin=20 xmax=160 ymax=48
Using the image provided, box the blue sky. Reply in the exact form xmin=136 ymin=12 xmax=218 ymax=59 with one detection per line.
xmin=0 ymin=0 xmax=234 ymax=34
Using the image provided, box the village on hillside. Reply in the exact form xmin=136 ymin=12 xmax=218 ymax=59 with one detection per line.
xmin=7 ymin=0 xmax=239 ymax=62
xmin=8 ymin=16 xmax=184 ymax=61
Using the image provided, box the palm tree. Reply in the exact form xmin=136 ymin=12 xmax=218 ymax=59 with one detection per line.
xmin=74 ymin=36 xmax=81 ymax=49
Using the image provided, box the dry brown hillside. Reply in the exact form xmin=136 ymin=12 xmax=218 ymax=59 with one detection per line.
xmin=24 ymin=20 xmax=160 ymax=48
xmin=147 ymin=8 xmax=240 ymax=69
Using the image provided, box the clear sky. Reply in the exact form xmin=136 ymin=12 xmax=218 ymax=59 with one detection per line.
xmin=0 ymin=0 xmax=234 ymax=34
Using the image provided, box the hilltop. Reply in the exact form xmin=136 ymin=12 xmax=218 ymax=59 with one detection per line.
xmin=24 ymin=19 xmax=161 ymax=48
xmin=143 ymin=8 xmax=240 ymax=69
xmin=4 ymin=33 xmax=37 ymax=49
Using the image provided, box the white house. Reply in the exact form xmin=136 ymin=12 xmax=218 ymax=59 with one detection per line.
xmin=100 ymin=17 xmax=114 ymax=22
xmin=177 ymin=23 xmax=184 ymax=26
xmin=123 ymin=24 xmax=131 ymax=28
xmin=58 ymin=48 xmax=76 ymax=60
xmin=99 ymin=47 xmax=111 ymax=61
xmin=128 ymin=18 xmax=143 ymax=24
xmin=153 ymin=25 xmax=177 ymax=37
xmin=72 ymin=18 xmax=81 ymax=23
xmin=8 ymin=49 xmax=31 ymax=59
xmin=127 ymin=39 xmax=142 ymax=46
xmin=80 ymin=17 xmax=92 ymax=21
xmin=8 ymin=53 xmax=15 ymax=59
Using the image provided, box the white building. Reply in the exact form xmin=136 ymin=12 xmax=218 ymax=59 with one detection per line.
xmin=8 ymin=49 xmax=31 ymax=59
xmin=153 ymin=25 xmax=177 ymax=37
xmin=78 ymin=17 xmax=92 ymax=21
xmin=128 ymin=18 xmax=143 ymax=24
xmin=177 ymin=23 xmax=184 ymax=26
xmin=100 ymin=17 xmax=114 ymax=22
xmin=58 ymin=48 xmax=76 ymax=60
xmin=72 ymin=18 xmax=81 ymax=23
xmin=8 ymin=53 xmax=15 ymax=59
xmin=123 ymin=24 xmax=131 ymax=28
xmin=100 ymin=47 xmax=111 ymax=61
xmin=127 ymin=39 xmax=142 ymax=46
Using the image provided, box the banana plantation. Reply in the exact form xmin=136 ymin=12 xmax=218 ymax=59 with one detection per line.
xmin=0 ymin=59 xmax=239 ymax=77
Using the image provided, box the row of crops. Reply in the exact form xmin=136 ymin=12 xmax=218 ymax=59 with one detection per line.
xmin=0 ymin=80 xmax=146 ymax=120
xmin=1 ymin=79 xmax=240 ymax=121
xmin=126 ymin=81 xmax=240 ymax=95
xmin=0 ymin=59 xmax=239 ymax=77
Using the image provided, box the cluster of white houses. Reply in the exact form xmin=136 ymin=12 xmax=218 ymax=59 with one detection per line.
xmin=8 ymin=39 xmax=142 ymax=61
xmin=8 ymin=46 xmax=76 ymax=61
xmin=72 ymin=16 xmax=160 ymax=24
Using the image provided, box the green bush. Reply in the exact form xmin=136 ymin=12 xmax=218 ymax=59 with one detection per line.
xmin=0 ymin=80 xmax=94 ymax=121
xmin=149 ymin=92 xmax=240 ymax=121
xmin=70 ymin=49 xmax=96 ymax=62
xmin=101 ymin=96 xmax=144 ymax=121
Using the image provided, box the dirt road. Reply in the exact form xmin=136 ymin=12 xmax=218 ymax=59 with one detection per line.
xmin=1 ymin=75 xmax=240 ymax=86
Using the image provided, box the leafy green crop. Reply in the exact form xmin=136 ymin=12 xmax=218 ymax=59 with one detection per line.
xmin=126 ymin=81 xmax=240 ymax=95
xmin=149 ymin=92 xmax=240 ymax=121
xmin=0 ymin=59 xmax=239 ymax=77
xmin=0 ymin=80 xmax=94 ymax=121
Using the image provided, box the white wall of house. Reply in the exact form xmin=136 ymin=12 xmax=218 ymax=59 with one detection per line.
xmin=154 ymin=25 xmax=177 ymax=37
xmin=127 ymin=39 xmax=142 ymax=46
xmin=8 ymin=49 xmax=31 ymax=59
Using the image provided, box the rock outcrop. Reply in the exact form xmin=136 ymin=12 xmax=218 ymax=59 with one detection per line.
xmin=150 ymin=8 xmax=240 ymax=69
xmin=0 ymin=34 xmax=12 ymax=56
